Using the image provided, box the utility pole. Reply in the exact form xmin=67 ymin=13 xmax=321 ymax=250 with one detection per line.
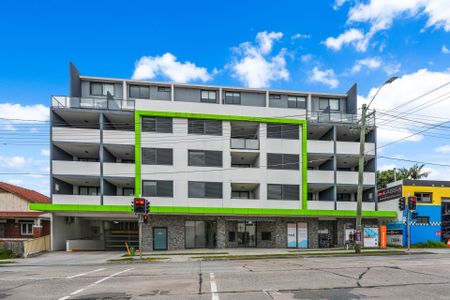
xmin=394 ymin=167 xmax=397 ymax=182
xmin=355 ymin=76 xmax=398 ymax=254
xmin=138 ymin=214 xmax=143 ymax=259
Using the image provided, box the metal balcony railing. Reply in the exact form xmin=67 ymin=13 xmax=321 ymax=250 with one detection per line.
xmin=307 ymin=111 xmax=375 ymax=126
xmin=52 ymin=96 xmax=135 ymax=111
xmin=230 ymin=138 xmax=259 ymax=150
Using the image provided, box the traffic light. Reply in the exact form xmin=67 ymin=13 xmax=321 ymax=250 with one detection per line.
xmin=133 ymin=198 xmax=146 ymax=214
xmin=144 ymin=199 xmax=150 ymax=214
xmin=143 ymin=215 xmax=149 ymax=224
xmin=408 ymin=196 xmax=417 ymax=211
xmin=398 ymin=197 xmax=406 ymax=211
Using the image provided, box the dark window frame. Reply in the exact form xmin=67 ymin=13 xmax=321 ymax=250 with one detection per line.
xmin=287 ymin=95 xmax=306 ymax=109
xmin=157 ymin=86 xmax=171 ymax=92
xmin=188 ymin=119 xmax=222 ymax=136
xmin=267 ymin=184 xmax=300 ymax=200
xmin=142 ymin=148 xmax=173 ymax=165
xmin=266 ymin=123 xmax=299 ymax=140
xmin=200 ymin=90 xmax=218 ymax=103
xmin=188 ymin=150 xmax=222 ymax=167
xmin=142 ymin=180 xmax=173 ymax=197
xmin=188 ymin=181 xmax=223 ymax=199
xmin=123 ymin=187 xmax=135 ymax=196
xmin=261 ymin=231 xmax=272 ymax=241
xmin=267 ymin=153 xmax=300 ymax=170
xmin=269 ymin=94 xmax=281 ymax=100
xmin=141 ymin=117 xmax=173 ymax=133
xmin=414 ymin=192 xmax=432 ymax=203
xmin=79 ymin=186 xmax=99 ymax=196
xmin=319 ymin=98 xmax=340 ymax=111
xmin=90 ymin=82 xmax=115 ymax=96
xmin=129 ymin=84 xmax=150 ymax=99
xmin=224 ymin=91 xmax=241 ymax=105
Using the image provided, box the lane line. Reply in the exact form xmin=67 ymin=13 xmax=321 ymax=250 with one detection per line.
xmin=66 ymin=268 xmax=106 ymax=279
xmin=210 ymin=272 xmax=219 ymax=300
xmin=57 ymin=268 xmax=134 ymax=300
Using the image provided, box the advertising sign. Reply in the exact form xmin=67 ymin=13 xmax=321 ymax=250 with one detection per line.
xmin=386 ymin=222 xmax=403 ymax=246
xmin=377 ymin=185 xmax=402 ymax=202
xmin=363 ymin=226 xmax=379 ymax=248
xmin=287 ymin=223 xmax=297 ymax=248
xmin=380 ymin=225 xmax=387 ymax=249
xmin=297 ymin=222 xmax=308 ymax=248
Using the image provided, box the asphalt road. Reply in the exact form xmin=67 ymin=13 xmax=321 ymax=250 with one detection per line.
xmin=2 ymin=252 xmax=450 ymax=299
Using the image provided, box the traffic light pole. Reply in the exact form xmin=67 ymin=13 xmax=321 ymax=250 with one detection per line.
xmin=355 ymin=104 xmax=367 ymax=254
xmin=407 ymin=210 xmax=411 ymax=251
xmin=138 ymin=214 xmax=143 ymax=260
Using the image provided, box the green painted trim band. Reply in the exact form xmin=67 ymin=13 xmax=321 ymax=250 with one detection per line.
xmin=134 ymin=110 xmax=308 ymax=210
xmin=30 ymin=203 xmax=396 ymax=218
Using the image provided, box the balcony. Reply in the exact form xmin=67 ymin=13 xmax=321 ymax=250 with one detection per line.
xmin=307 ymin=140 xmax=334 ymax=154
xmin=336 ymin=171 xmax=375 ymax=185
xmin=308 ymin=111 xmax=375 ymax=126
xmin=308 ymin=170 xmax=334 ymax=184
xmin=52 ymin=194 xmax=101 ymax=205
xmin=336 ymin=141 xmax=375 ymax=155
xmin=230 ymin=138 xmax=259 ymax=150
xmin=52 ymin=96 xmax=135 ymax=111
xmin=53 ymin=160 xmax=100 ymax=176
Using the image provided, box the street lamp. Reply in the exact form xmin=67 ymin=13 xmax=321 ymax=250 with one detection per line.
xmin=355 ymin=76 xmax=398 ymax=254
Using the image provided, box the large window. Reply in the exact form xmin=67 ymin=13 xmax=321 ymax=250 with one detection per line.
xmin=319 ymin=98 xmax=340 ymax=111
xmin=79 ymin=186 xmax=99 ymax=196
xmin=142 ymin=180 xmax=173 ymax=197
xmin=415 ymin=192 xmax=432 ymax=203
xmin=188 ymin=150 xmax=222 ymax=167
xmin=231 ymin=191 xmax=250 ymax=199
xmin=267 ymin=153 xmax=299 ymax=170
xmin=141 ymin=117 xmax=173 ymax=133
xmin=90 ymin=82 xmax=115 ymax=96
xmin=129 ymin=85 xmax=150 ymax=98
xmin=157 ymin=86 xmax=171 ymax=92
xmin=267 ymin=123 xmax=299 ymax=139
xmin=267 ymin=184 xmax=300 ymax=200
xmin=21 ymin=223 xmax=33 ymax=236
xmin=188 ymin=181 xmax=222 ymax=198
xmin=188 ymin=119 xmax=222 ymax=136
xmin=142 ymin=148 xmax=173 ymax=165
xmin=224 ymin=91 xmax=241 ymax=105
xmin=123 ymin=188 xmax=135 ymax=196
xmin=287 ymin=96 xmax=306 ymax=109
xmin=201 ymin=90 xmax=217 ymax=103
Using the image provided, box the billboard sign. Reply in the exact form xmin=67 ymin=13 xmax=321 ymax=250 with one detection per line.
xmin=363 ymin=226 xmax=379 ymax=248
xmin=378 ymin=185 xmax=402 ymax=202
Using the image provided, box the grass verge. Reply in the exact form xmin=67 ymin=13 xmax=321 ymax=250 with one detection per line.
xmin=193 ymin=250 xmax=406 ymax=261
xmin=0 ymin=261 xmax=16 ymax=265
xmin=109 ymin=257 xmax=166 ymax=263
xmin=0 ymin=249 xmax=20 ymax=260
xmin=122 ymin=251 xmax=229 ymax=257
xmin=411 ymin=241 xmax=448 ymax=248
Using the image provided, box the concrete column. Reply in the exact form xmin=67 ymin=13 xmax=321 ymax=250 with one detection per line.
xmin=333 ymin=125 xmax=337 ymax=209
xmin=308 ymin=218 xmax=319 ymax=248
xmin=99 ymin=113 xmax=104 ymax=205
xmin=219 ymin=88 xmax=223 ymax=104
xmin=216 ymin=218 xmax=226 ymax=249
xmin=122 ymin=80 xmax=127 ymax=100
xmin=265 ymin=90 xmax=269 ymax=107
xmin=275 ymin=219 xmax=285 ymax=248
xmin=171 ymin=84 xmax=175 ymax=101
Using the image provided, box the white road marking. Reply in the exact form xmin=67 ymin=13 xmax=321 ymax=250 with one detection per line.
xmin=57 ymin=268 xmax=134 ymax=300
xmin=210 ymin=272 xmax=219 ymax=300
xmin=66 ymin=268 xmax=106 ymax=279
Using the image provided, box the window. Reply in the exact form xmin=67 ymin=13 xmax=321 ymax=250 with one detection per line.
xmin=141 ymin=117 xmax=173 ymax=133
xmin=270 ymin=94 xmax=281 ymax=100
xmin=188 ymin=181 xmax=222 ymax=198
xmin=337 ymin=193 xmax=351 ymax=201
xmin=157 ymin=86 xmax=171 ymax=92
xmin=228 ymin=231 xmax=236 ymax=242
xmin=415 ymin=192 xmax=432 ymax=203
xmin=287 ymin=96 xmax=306 ymax=109
xmin=79 ymin=186 xmax=99 ymax=196
xmin=267 ymin=123 xmax=299 ymax=139
xmin=21 ymin=223 xmax=33 ymax=236
xmin=319 ymin=98 xmax=340 ymax=111
xmin=224 ymin=91 xmax=241 ymax=105
xmin=201 ymin=90 xmax=217 ymax=103
xmin=142 ymin=148 xmax=173 ymax=165
xmin=416 ymin=216 xmax=430 ymax=224
xmin=123 ymin=188 xmax=135 ymax=196
xmin=188 ymin=119 xmax=222 ymax=136
xmin=188 ymin=150 xmax=222 ymax=167
xmin=267 ymin=153 xmax=299 ymax=170
xmin=90 ymin=82 xmax=115 ymax=96
xmin=267 ymin=184 xmax=300 ymax=200
xmin=129 ymin=85 xmax=150 ymax=99
xmin=232 ymin=191 xmax=250 ymax=199
xmin=142 ymin=180 xmax=173 ymax=197
xmin=261 ymin=232 xmax=272 ymax=241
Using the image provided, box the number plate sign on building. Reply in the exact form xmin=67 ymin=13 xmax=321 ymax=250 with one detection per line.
xmin=378 ymin=185 xmax=402 ymax=202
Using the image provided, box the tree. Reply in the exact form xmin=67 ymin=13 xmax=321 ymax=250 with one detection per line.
xmin=407 ymin=163 xmax=430 ymax=180
xmin=377 ymin=164 xmax=430 ymax=189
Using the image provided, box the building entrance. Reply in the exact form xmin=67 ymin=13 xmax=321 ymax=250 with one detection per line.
xmin=185 ymin=221 xmax=217 ymax=248
xmin=237 ymin=221 xmax=256 ymax=247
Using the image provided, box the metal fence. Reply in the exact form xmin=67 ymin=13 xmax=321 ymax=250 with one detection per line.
xmin=52 ymin=96 xmax=135 ymax=111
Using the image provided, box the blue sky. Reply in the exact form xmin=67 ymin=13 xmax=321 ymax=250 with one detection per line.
xmin=0 ymin=0 xmax=450 ymax=194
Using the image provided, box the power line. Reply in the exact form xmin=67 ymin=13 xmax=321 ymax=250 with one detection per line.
xmin=379 ymin=156 xmax=450 ymax=168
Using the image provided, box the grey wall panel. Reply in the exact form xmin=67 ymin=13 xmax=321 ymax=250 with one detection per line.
xmin=52 ymin=145 xmax=73 ymax=161
xmin=346 ymin=84 xmax=358 ymax=114
xmin=81 ymin=81 xmax=90 ymax=97
xmin=69 ymin=63 xmax=81 ymax=97
xmin=240 ymin=92 xmax=265 ymax=107
xmin=319 ymin=187 xmax=334 ymax=202
xmin=103 ymin=180 xmax=116 ymax=196
xmin=174 ymin=87 xmax=201 ymax=102
xmin=150 ymin=86 xmax=171 ymax=101
xmin=53 ymin=178 xmax=73 ymax=194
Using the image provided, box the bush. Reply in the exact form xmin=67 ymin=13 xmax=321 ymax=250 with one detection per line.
xmin=0 ymin=248 xmax=19 ymax=260
xmin=411 ymin=241 xmax=448 ymax=248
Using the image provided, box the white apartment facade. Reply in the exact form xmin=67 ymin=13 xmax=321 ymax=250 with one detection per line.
xmin=31 ymin=64 xmax=396 ymax=251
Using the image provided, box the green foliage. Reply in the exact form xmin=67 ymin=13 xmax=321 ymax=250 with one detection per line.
xmin=411 ymin=241 xmax=448 ymax=248
xmin=0 ymin=248 xmax=20 ymax=260
xmin=377 ymin=164 xmax=430 ymax=189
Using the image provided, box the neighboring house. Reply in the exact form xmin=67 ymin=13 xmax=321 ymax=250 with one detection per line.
xmin=0 ymin=182 xmax=50 ymax=239
xmin=378 ymin=180 xmax=450 ymax=246
xmin=31 ymin=63 xmax=396 ymax=252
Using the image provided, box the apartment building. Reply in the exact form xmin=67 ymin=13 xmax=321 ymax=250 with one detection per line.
xmin=31 ymin=64 xmax=396 ymax=251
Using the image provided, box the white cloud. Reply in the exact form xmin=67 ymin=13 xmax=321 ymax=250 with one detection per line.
xmin=132 ymin=53 xmax=213 ymax=83
xmin=40 ymin=149 xmax=50 ymax=157
xmin=0 ymin=103 xmax=49 ymax=131
xmin=300 ymin=54 xmax=313 ymax=63
xmin=351 ymin=57 xmax=382 ymax=73
xmin=291 ymin=33 xmax=311 ymax=40
xmin=378 ymin=164 xmax=397 ymax=171
xmin=0 ymin=156 xmax=32 ymax=170
xmin=323 ymin=28 xmax=368 ymax=52
xmin=359 ymin=68 xmax=450 ymax=145
xmin=435 ymin=144 xmax=450 ymax=154
xmin=230 ymin=31 xmax=289 ymax=88
xmin=423 ymin=166 xmax=450 ymax=181
xmin=7 ymin=179 xmax=23 ymax=185
xmin=383 ymin=62 xmax=401 ymax=75
xmin=308 ymin=67 xmax=339 ymax=89
xmin=442 ymin=45 xmax=450 ymax=54
xmin=333 ymin=0 xmax=348 ymax=10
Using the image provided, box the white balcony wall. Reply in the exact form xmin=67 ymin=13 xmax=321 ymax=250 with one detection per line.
xmin=307 ymin=201 xmax=334 ymax=210
xmin=103 ymin=196 xmax=134 ymax=206
xmin=307 ymin=140 xmax=334 ymax=154
xmin=52 ymin=161 xmax=100 ymax=176
xmin=103 ymin=163 xmax=134 ymax=177
xmin=103 ymin=130 xmax=134 ymax=145
xmin=307 ymin=170 xmax=334 ymax=184
xmin=336 ymin=142 xmax=375 ymax=155
xmin=265 ymin=139 xmax=301 ymax=154
xmin=52 ymin=194 xmax=101 ymax=205
xmin=336 ymin=172 xmax=375 ymax=185
xmin=52 ymin=127 xmax=100 ymax=143
xmin=336 ymin=202 xmax=376 ymax=211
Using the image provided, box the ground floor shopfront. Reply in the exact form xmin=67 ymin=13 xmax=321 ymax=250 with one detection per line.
xmin=142 ymin=215 xmax=379 ymax=251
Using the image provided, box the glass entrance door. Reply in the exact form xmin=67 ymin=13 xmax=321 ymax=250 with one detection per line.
xmin=237 ymin=222 xmax=256 ymax=247
xmin=153 ymin=227 xmax=168 ymax=250
xmin=186 ymin=221 xmax=216 ymax=248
